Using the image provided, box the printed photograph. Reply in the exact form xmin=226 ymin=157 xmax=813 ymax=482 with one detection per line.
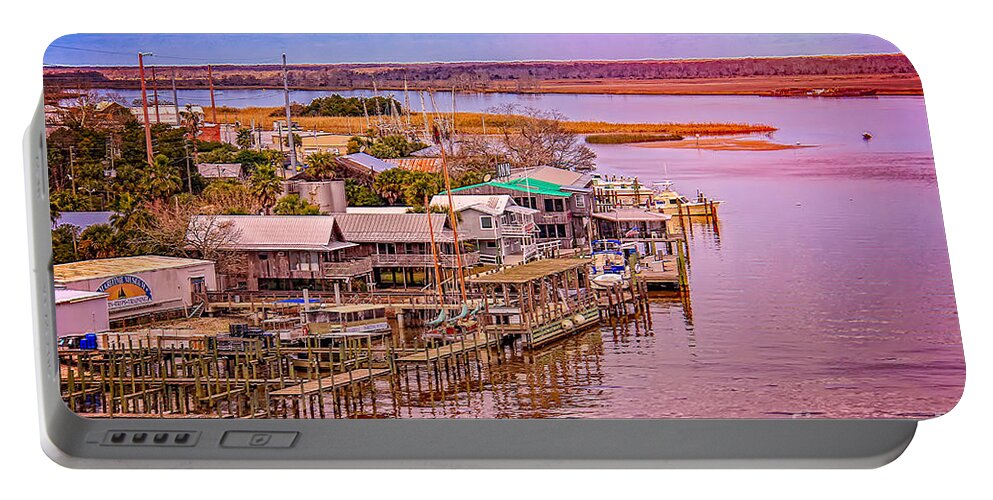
xmin=43 ymin=34 xmax=964 ymax=419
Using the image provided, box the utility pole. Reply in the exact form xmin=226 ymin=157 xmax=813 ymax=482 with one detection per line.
xmin=171 ymin=69 xmax=180 ymax=126
xmin=281 ymin=53 xmax=298 ymax=171
xmin=137 ymin=52 xmax=155 ymax=167
xmin=151 ymin=65 xmax=160 ymax=124
xmin=184 ymin=144 xmax=193 ymax=194
xmin=69 ymin=146 xmax=76 ymax=194
xmin=207 ymin=64 xmax=217 ymax=123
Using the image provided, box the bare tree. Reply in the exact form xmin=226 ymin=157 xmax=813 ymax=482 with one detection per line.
xmin=485 ymin=104 xmax=596 ymax=171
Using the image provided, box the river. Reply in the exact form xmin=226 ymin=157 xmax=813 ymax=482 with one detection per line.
xmin=105 ymin=88 xmax=965 ymax=419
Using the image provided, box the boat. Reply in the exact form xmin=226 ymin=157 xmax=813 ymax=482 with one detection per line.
xmin=302 ymin=304 xmax=390 ymax=336
xmin=650 ymin=180 xmax=722 ymax=217
xmin=862 ymin=131 xmax=873 ymax=141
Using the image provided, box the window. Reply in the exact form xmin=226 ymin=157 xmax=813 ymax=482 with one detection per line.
xmin=544 ymin=198 xmax=565 ymax=212
xmin=480 ymin=216 xmax=494 ymax=229
xmin=515 ymin=196 xmax=537 ymax=209
xmin=574 ymin=195 xmax=586 ymax=209
xmin=537 ymin=224 xmax=566 ymax=239
xmin=485 ymin=241 xmax=498 ymax=248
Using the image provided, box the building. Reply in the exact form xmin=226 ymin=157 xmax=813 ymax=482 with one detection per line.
xmin=448 ymin=174 xmax=593 ymax=250
xmin=281 ymin=179 xmax=347 ymax=214
xmin=589 ymin=173 xmax=656 ymax=212
xmin=193 ymin=215 xmax=368 ymax=292
xmin=54 ymin=288 xmax=109 ymax=337
xmin=297 ymin=133 xmax=351 ymax=157
xmin=129 ymin=104 xmax=204 ymax=126
xmin=53 ymin=255 xmax=217 ymax=324
xmin=592 ymin=208 xmax=671 ymax=239
xmin=335 ymin=212 xmax=479 ymax=289
xmin=197 ymin=163 xmax=245 ymax=181
xmin=428 ymin=194 xmax=541 ymax=265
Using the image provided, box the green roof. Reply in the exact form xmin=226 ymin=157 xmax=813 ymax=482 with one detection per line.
xmin=449 ymin=177 xmax=570 ymax=197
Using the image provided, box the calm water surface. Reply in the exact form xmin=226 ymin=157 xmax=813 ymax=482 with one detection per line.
xmin=112 ymin=89 xmax=964 ymax=418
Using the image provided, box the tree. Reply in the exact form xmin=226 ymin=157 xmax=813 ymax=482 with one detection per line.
xmin=51 ymin=225 xmax=80 ymax=264
xmin=344 ymin=179 xmax=384 ymax=207
xmin=402 ymin=172 xmax=443 ymax=210
xmin=372 ymin=168 xmax=411 ymax=205
xmin=249 ymin=164 xmax=283 ymax=214
xmin=201 ymin=179 xmax=258 ymax=214
xmin=274 ymin=194 xmax=321 ymax=215
xmin=185 ymin=213 xmax=246 ymax=279
xmin=236 ymin=127 xmax=254 ymax=150
xmin=486 ymin=103 xmax=596 ymax=171
xmin=143 ymin=154 xmax=182 ymax=200
xmin=180 ymin=104 xmax=202 ymax=158
xmin=77 ymin=224 xmax=120 ymax=260
xmin=305 ymin=152 xmax=338 ymax=179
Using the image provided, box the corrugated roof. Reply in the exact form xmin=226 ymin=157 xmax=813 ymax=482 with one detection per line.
xmin=511 ymin=166 xmax=590 ymax=188
xmin=385 ymin=157 xmax=443 ymax=173
xmin=52 ymin=211 xmax=115 ymax=230
xmin=450 ymin=177 xmax=571 ymax=197
xmin=194 ymin=215 xmax=355 ymax=252
xmin=592 ymin=208 xmax=671 ymax=222
xmin=469 ymin=258 xmax=590 ymax=284
xmin=428 ymin=194 xmax=535 ymax=216
xmin=197 ymin=163 xmax=243 ymax=179
xmin=54 ymin=255 xmax=214 ymax=283
xmin=336 ymin=213 xmax=454 ymax=243
xmin=55 ymin=288 xmax=108 ymax=304
xmin=339 ymin=152 xmax=393 ymax=173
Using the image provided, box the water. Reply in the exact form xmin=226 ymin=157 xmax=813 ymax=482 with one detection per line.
xmin=106 ymin=88 xmax=964 ymax=418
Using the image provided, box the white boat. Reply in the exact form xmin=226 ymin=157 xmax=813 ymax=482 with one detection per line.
xmin=650 ymin=180 xmax=722 ymax=217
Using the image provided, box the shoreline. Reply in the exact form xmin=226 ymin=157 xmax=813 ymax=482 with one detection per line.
xmin=632 ymin=136 xmax=816 ymax=151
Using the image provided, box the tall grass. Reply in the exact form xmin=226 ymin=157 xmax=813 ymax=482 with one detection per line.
xmin=214 ymin=106 xmax=776 ymax=137
xmin=585 ymin=133 xmax=684 ymax=144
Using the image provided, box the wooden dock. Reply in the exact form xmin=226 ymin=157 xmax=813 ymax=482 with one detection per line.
xmin=269 ymin=368 xmax=391 ymax=396
xmin=396 ymin=331 xmax=500 ymax=363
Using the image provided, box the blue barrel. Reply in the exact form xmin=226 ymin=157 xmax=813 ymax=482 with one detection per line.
xmin=80 ymin=333 xmax=98 ymax=350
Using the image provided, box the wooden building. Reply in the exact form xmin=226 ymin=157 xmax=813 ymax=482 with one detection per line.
xmin=192 ymin=215 xmax=370 ymax=292
xmin=335 ymin=212 xmax=479 ymax=289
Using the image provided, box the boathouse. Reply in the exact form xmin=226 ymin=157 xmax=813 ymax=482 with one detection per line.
xmin=469 ymin=258 xmax=597 ymax=348
xmin=592 ymin=207 xmax=671 ymax=239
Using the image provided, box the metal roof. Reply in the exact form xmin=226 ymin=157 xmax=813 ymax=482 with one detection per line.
xmin=385 ymin=157 xmax=443 ymax=173
xmin=429 ymin=194 xmax=536 ymax=216
xmin=450 ymin=177 xmax=572 ymax=198
xmin=54 ymin=255 xmax=214 ymax=283
xmin=54 ymin=288 xmax=108 ymax=304
xmin=468 ymin=258 xmax=591 ymax=284
xmin=338 ymin=152 xmax=393 ymax=173
xmin=194 ymin=215 xmax=356 ymax=252
xmin=510 ymin=166 xmax=591 ymax=188
xmin=335 ymin=213 xmax=455 ymax=243
xmin=197 ymin=163 xmax=243 ymax=179
xmin=592 ymin=208 xmax=671 ymax=222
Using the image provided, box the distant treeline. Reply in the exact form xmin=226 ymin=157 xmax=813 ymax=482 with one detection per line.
xmin=44 ymin=54 xmax=917 ymax=91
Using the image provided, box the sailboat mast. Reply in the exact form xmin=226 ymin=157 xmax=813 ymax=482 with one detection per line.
xmin=425 ymin=195 xmax=446 ymax=305
xmin=431 ymin=94 xmax=468 ymax=303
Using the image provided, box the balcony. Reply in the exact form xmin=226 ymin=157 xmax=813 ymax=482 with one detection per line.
xmin=372 ymin=251 xmax=480 ymax=268
xmin=321 ymin=258 xmax=373 ymax=278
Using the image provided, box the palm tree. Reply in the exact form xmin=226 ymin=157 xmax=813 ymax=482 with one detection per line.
xmin=372 ymin=168 xmax=410 ymax=205
xmin=144 ymin=154 xmax=181 ymax=200
xmin=77 ymin=224 xmax=119 ymax=260
xmin=180 ymin=104 xmax=202 ymax=159
xmin=305 ymin=152 xmax=338 ymax=179
xmin=249 ymin=164 xmax=283 ymax=214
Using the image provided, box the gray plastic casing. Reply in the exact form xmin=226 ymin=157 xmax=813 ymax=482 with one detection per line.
xmin=25 ymin=101 xmax=917 ymax=468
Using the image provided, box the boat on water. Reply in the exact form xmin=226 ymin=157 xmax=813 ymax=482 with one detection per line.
xmin=650 ymin=180 xmax=723 ymax=217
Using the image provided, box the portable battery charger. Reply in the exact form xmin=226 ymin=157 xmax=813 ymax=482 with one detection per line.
xmin=28 ymin=33 xmax=963 ymax=468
